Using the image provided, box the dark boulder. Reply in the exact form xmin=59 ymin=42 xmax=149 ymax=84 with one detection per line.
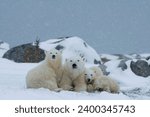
xmin=118 ymin=60 xmax=128 ymax=71
xmin=130 ymin=60 xmax=150 ymax=77
xmin=55 ymin=45 xmax=65 ymax=50
xmin=146 ymin=56 xmax=150 ymax=60
xmin=101 ymin=57 xmax=110 ymax=63
xmin=94 ymin=59 xmax=101 ymax=65
xmin=99 ymin=64 xmax=110 ymax=76
xmin=3 ymin=43 xmax=45 ymax=63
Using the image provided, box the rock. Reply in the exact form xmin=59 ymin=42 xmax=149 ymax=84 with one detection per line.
xmin=101 ymin=57 xmax=110 ymax=63
xmin=100 ymin=54 xmax=119 ymax=62
xmin=99 ymin=64 xmax=110 ymax=76
xmin=3 ymin=43 xmax=45 ymax=63
xmin=40 ymin=36 xmax=101 ymax=65
xmin=55 ymin=45 xmax=65 ymax=50
xmin=118 ymin=60 xmax=128 ymax=71
xmin=122 ymin=88 xmax=150 ymax=99
xmin=113 ymin=54 xmax=131 ymax=60
xmin=130 ymin=53 xmax=143 ymax=59
xmin=130 ymin=60 xmax=150 ymax=77
xmin=146 ymin=56 xmax=150 ymax=60
xmin=94 ymin=59 xmax=101 ymax=64
xmin=134 ymin=54 xmax=142 ymax=59
xmin=122 ymin=88 xmax=142 ymax=99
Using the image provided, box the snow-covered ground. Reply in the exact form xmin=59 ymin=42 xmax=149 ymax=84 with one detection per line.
xmin=0 ymin=37 xmax=150 ymax=100
xmin=0 ymin=58 xmax=129 ymax=100
xmin=106 ymin=59 xmax=150 ymax=99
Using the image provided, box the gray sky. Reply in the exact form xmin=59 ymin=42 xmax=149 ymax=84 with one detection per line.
xmin=0 ymin=0 xmax=150 ymax=54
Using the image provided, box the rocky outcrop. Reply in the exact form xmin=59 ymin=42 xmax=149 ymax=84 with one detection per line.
xmin=40 ymin=36 xmax=101 ymax=65
xmin=130 ymin=60 xmax=150 ymax=77
xmin=118 ymin=60 xmax=128 ymax=71
xmin=99 ymin=64 xmax=110 ymax=75
xmin=3 ymin=43 xmax=45 ymax=63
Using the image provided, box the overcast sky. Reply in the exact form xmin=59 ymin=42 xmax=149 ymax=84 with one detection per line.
xmin=0 ymin=0 xmax=150 ymax=54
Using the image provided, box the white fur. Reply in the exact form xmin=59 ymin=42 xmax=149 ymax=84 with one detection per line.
xmin=26 ymin=48 xmax=63 ymax=91
xmin=85 ymin=66 xmax=119 ymax=93
xmin=59 ymin=56 xmax=87 ymax=92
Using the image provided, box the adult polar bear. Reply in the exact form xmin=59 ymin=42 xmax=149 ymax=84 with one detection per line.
xmin=59 ymin=56 xmax=87 ymax=92
xmin=26 ymin=48 xmax=63 ymax=91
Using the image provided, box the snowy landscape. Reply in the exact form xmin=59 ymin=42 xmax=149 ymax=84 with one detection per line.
xmin=0 ymin=37 xmax=150 ymax=100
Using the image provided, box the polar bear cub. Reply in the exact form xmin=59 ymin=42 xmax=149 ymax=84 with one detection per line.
xmin=85 ymin=66 xmax=119 ymax=93
xmin=59 ymin=56 xmax=87 ymax=92
xmin=26 ymin=48 xmax=63 ymax=91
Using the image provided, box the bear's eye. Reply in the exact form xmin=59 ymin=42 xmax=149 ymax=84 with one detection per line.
xmin=85 ymin=74 xmax=87 ymax=76
xmin=50 ymin=52 xmax=52 ymax=54
xmin=56 ymin=52 xmax=57 ymax=54
xmin=70 ymin=60 xmax=72 ymax=62
xmin=77 ymin=60 xmax=80 ymax=62
xmin=91 ymin=74 xmax=93 ymax=76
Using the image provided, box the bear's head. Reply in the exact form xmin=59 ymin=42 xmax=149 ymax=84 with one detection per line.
xmin=65 ymin=56 xmax=85 ymax=78
xmin=84 ymin=69 xmax=95 ymax=84
xmin=91 ymin=66 xmax=103 ymax=77
xmin=45 ymin=48 xmax=62 ymax=68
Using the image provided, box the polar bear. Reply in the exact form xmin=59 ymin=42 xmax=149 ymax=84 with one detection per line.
xmin=84 ymin=66 xmax=119 ymax=93
xmin=84 ymin=68 xmax=95 ymax=92
xmin=26 ymin=48 xmax=63 ymax=91
xmin=59 ymin=56 xmax=87 ymax=92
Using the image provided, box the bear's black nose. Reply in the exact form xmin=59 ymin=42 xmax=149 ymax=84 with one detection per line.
xmin=52 ymin=55 xmax=56 ymax=59
xmin=72 ymin=63 xmax=77 ymax=69
xmin=87 ymin=79 xmax=91 ymax=82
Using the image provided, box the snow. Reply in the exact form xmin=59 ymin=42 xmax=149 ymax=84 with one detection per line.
xmin=0 ymin=41 xmax=9 ymax=57
xmin=0 ymin=38 xmax=150 ymax=100
xmin=0 ymin=58 xmax=129 ymax=100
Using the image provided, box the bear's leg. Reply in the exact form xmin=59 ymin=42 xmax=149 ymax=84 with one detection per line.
xmin=59 ymin=76 xmax=73 ymax=91
xmin=104 ymin=86 xmax=111 ymax=93
xmin=44 ymin=79 xmax=59 ymax=91
xmin=73 ymin=76 xmax=87 ymax=92
xmin=93 ymin=82 xmax=103 ymax=92
xmin=54 ymin=88 xmax=63 ymax=92
xmin=87 ymin=84 xmax=94 ymax=92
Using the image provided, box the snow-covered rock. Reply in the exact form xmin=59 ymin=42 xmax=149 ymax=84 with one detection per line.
xmin=118 ymin=59 xmax=128 ymax=71
xmin=0 ymin=41 xmax=9 ymax=57
xmin=40 ymin=36 xmax=101 ymax=64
